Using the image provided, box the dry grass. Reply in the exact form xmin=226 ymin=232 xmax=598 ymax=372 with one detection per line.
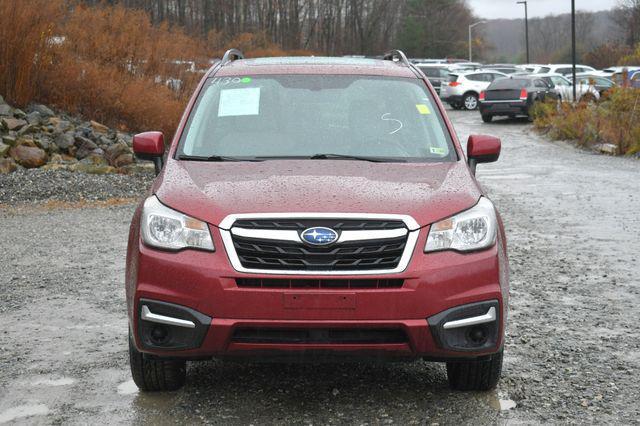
xmin=0 ymin=1 xmax=315 ymax=139
xmin=532 ymin=89 xmax=640 ymax=156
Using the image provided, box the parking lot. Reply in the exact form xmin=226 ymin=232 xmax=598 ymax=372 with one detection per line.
xmin=1 ymin=109 xmax=639 ymax=424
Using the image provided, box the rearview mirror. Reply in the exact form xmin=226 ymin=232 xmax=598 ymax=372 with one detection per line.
xmin=133 ymin=131 xmax=165 ymax=175
xmin=467 ymin=135 xmax=501 ymax=174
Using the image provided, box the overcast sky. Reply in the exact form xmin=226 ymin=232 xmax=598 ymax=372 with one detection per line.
xmin=467 ymin=0 xmax=619 ymax=19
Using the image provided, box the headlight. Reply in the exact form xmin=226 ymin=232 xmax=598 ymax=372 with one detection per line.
xmin=140 ymin=196 xmax=214 ymax=251
xmin=425 ymin=197 xmax=497 ymax=252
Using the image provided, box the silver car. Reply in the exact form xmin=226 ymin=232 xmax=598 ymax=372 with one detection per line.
xmin=537 ymin=73 xmax=599 ymax=103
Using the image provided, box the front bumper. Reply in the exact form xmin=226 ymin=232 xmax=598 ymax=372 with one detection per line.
xmin=128 ymin=227 xmax=508 ymax=361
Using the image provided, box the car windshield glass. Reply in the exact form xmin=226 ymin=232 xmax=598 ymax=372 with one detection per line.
xmin=178 ymin=75 xmax=455 ymax=162
xmin=419 ymin=67 xmax=444 ymax=77
xmin=551 ymin=76 xmax=570 ymax=86
xmin=488 ymin=78 xmax=529 ymax=89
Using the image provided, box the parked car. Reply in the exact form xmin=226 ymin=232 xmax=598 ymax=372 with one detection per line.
xmin=536 ymin=64 xmax=596 ymax=76
xmin=537 ymin=73 xmax=600 ymax=102
xmin=485 ymin=64 xmax=520 ymax=74
xmin=415 ymin=63 xmax=451 ymax=95
xmin=600 ymin=66 xmax=640 ymax=78
xmin=520 ymin=64 xmax=547 ymax=73
xmin=571 ymin=73 xmax=617 ymax=96
xmin=441 ymin=70 xmax=508 ymax=110
xmin=479 ymin=75 xmax=558 ymax=122
xmin=126 ymin=50 xmax=509 ymax=392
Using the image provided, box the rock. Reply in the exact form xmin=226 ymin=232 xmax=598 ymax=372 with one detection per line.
xmin=35 ymin=136 xmax=52 ymax=152
xmin=104 ymin=142 xmax=130 ymax=166
xmin=0 ymin=157 xmax=17 ymax=174
xmin=31 ymin=104 xmax=54 ymax=117
xmin=49 ymin=117 xmax=72 ymax=134
xmin=594 ymin=143 xmax=618 ymax=155
xmin=0 ymin=142 xmax=9 ymax=157
xmin=49 ymin=153 xmax=64 ymax=164
xmin=113 ymin=153 xmax=134 ymax=167
xmin=75 ymin=135 xmax=98 ymax=159
xmin=90 ymin=120 xmax=109 ymax=134
xmin=98 ymin=135 xmax=114 ymax=147
xmin=117 ymin=132 xmax=133 ymax=147
xmin=54 ymin=132 xmax=75 ymax=150
xmin=79 ymin=154 xmax=108 ymax=166
xmin=2 ymin=135 xmax=17 ymax=147
xmin=12 ymin=109 xmax=26 ymax=119
xmin=26 ymin=111 xmax=42 ymax=125
xmin=69 ymin=162 xmax=116 ymax=174
xmin=9 ymin=144 xmax=47 ymax=168
xmin=17 ymin=123 xmax=38 ymax=135
xmin=0 ymin=104 xmax=11 ymax=116
xmin=1 ymin=117 xmax=27 ymax=131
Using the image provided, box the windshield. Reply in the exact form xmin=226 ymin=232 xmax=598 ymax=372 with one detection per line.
xmin=550 ymin=76 xmax=570 ymax=86
xmin=178 ymin=75 xmax=456 ymax=162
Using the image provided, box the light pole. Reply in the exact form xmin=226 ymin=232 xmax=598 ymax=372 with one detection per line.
xmin=571 ymin=0 xmax=577 ymax=102
xmin=517 ymin=1 xmax=530 ymax=63
xmin=468 ymin=21 xmax=487 ymax=62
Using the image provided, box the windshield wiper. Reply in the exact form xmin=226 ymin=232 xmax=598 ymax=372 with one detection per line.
xmin=178 ymin=155 xmax=264 ymax=162
xmin=309 ymin=153 xmax=404 ymax=163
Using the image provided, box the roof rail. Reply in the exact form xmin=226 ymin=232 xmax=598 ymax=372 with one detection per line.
xmin=383 ymin=50 xmax=411 ymax=67
xmin=221 ymin=48 xmax=244 ymax=65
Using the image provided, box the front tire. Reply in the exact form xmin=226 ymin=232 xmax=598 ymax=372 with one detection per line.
xmin=446 ymin=351 xmax=503 ymax=391
xmin=129 ymin=331 xmax=186 ymax=391
xmin=463 ymin=93 xmax=479 ymax=110
xmin=481 ymin=114 xmax=493 ymax=123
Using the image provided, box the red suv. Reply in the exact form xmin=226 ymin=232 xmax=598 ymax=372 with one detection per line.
xmin=126 ymin=50 xmax=508 ymax=392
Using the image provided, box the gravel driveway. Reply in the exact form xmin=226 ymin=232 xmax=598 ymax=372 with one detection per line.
xmin=1 ymin=110 xmax=638 ymax=424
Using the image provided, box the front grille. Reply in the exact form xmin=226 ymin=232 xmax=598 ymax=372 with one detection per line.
xmin=236 ymin=278 xmax=404 ymax=289
xmin=233 ymin=235 xmax=407 ymax=271
xmin=233 ymin=219 xmax=406 ymax=231
xmin=231 ymin=328 xmax=408 ymax=344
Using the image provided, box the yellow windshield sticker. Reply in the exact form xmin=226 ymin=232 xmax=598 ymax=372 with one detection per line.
xmin=430 ymin=147 xmax=446 ymax=155
xmin=416 ymin=104 xmax=431 ymax=115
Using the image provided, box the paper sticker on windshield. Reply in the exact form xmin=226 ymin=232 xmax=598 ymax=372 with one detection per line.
xmin=430 ymin=147 xmax=446 ymax=155
xmin=218 ymin=88 xmax=260 ymax=117
xmin=416 ymin=104 xmax=431 ymax=115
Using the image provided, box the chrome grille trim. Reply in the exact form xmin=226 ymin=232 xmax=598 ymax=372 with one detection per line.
xmin=219 ymin=213 xmax=420 ymax=275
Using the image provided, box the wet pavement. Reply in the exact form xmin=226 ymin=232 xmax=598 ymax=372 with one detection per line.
xmin=1 ymin=110 xmax=639 ymax=424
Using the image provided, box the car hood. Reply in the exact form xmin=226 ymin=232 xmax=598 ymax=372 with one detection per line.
xmin=154 ymin=159 xmax=482 ymax=230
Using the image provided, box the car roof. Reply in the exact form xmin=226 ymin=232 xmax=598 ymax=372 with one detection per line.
xmin=458 ymin=69 xmax=507 ymax=75
xmin=214 ymin=56 xmax=417 ymax=78
xmin=536 ymin=73 xmax=567 ymax=78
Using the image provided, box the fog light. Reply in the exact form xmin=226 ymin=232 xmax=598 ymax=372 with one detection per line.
xmin=466 ymin=326 xmax=488 ymax=345
xmin=151 ymin=325 xmax=169 ymax=344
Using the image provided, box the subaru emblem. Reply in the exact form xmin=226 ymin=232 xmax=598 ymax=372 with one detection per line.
xmin=300 ymin=227 xmax=339 ymax=246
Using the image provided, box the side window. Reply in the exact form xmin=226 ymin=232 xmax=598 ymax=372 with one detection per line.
xmin=466 ymin=73 xmax=484 ymax=82
xmin=534 ymin=79 xmax=548 ymax=88
xmin=490 ymin=73 xmax=503 ymax=81
xmin=541 ymin=77 xmax=553 ymax=87
xmin=557 ymin=68 xmax=571 ymax=75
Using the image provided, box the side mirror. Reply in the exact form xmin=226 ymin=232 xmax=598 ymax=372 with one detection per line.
xmin=133 ymin=131 xmax=165 ymax=175
xmin=467 ymin=135 xmax=501 ymax=175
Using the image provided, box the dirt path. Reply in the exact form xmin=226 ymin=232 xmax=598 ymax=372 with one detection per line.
xmin=1 ymin=111 xmax=638 ymax=424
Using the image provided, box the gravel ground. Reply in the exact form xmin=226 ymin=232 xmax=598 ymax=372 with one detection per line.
xmin=0 ymin=168 xmax=154 ymax=204
xmin=0 ymin=110 xmax=639 ymax=424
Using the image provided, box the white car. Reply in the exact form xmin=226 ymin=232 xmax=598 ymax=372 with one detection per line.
xmin=440 ymin=70 xmax=508 ymax=110
xmin=537 ymin=73 xmax=599 ymax=102
xmin=536 ymin=64 xmax=596 ymax=76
